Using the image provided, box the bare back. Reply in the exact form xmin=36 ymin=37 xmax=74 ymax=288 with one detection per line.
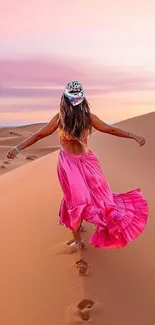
xmin=59 ymin=128 xmax=89 ymax=155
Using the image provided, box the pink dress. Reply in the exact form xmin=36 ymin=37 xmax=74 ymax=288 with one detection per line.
xmin=57 ymin=134 xmax=148 ymax=248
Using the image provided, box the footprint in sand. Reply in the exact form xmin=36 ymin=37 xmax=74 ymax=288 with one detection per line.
xmin=78 ymin=299 xmax=94 ymax=321
xmin=76 ymin=259 xmax=88 ymax=276
xmin=66 ymin=299 xmax=102 ymax=324
xmin=26 ymin=155 xmax=37 ymax=161
xmin=3 ymin=161 xmax=10 ymax=165
xmin=0 ymin=164 xmax=6 ymax=169
xmin=9 ymin=131 xmax=22 ymax=136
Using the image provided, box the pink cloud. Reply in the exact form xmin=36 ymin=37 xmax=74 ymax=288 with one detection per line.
xmin=0 ymin=57 xmax=155 ymax=115
xmin=0 ymin=57 xmax=84 ymax=84
xmin=0 ymin=57 xmax=155 ymax=94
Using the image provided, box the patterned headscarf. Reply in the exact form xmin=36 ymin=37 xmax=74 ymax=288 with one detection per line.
xmin=64 ymin=80 xmax=85 ymax=106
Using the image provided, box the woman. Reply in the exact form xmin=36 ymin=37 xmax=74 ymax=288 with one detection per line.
xmin=7 ymin=81 xmax=148 ymax=250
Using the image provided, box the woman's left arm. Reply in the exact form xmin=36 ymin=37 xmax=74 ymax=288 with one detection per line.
xmin=91 ymin=113 xmax=146 ymax=147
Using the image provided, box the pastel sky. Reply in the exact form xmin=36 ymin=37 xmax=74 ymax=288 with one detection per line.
xmin=0 ymin=0 xmax=155 ymax=122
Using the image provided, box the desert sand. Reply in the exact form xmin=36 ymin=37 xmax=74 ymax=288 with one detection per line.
xmin=0 ymin=123 xmax=60 ymax=175
xmin=0 ymin=112 xmax=154 ymax=325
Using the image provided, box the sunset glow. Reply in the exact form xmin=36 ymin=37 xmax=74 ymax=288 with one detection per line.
xmin=0 ymin=0 xmax=155 ymax=122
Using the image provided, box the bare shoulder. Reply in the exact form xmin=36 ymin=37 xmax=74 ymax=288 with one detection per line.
xmin=90 ymin=113 xmax=105 ymax=124
xmin=90 ymin=113 xmax=102 ymax=126
xmin=37 ymin=112 xmax=60 ymax=139
xmin=48 ymin=112 xmax=59 ymax=125
xmin=90 ymin=113 xmax=113 ymax=133
xmin=52 ymin=112 xmax=60 ymax=121
xmin=90 ymin=112 xmax=97 ymax=120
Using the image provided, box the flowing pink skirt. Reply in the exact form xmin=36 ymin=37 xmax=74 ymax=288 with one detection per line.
xmin=57 ymin=148 xmax=148 ymax=248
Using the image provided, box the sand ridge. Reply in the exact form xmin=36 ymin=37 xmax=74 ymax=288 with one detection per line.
xmin=0 ymin=112 xmax=154 ymax=324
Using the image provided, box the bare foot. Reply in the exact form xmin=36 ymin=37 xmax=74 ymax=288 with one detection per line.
xmin=66 ymin=239 xmax=75 ymax=245
xmin=68 ymin=241 xmax=85 ymax=250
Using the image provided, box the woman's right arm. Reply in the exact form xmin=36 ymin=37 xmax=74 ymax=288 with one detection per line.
xmin=7 ymin=113 xmax=59 ymax=159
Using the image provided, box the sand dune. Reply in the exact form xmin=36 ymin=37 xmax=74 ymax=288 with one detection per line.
xmin=0 ymin=123 xmax=46 ymax=137
xmin=0 ymin=112 xmax=154 ymax=325
xmin=0 ymin=136 xmax=26 ymax=146
xmin=0 ymin=123 xmax=60 ymax=175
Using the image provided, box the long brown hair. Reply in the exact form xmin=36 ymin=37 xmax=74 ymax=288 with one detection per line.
xmin=58 ymin=94 xmax=92 ymax=140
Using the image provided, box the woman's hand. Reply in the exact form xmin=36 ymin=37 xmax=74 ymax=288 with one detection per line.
xmin=7 ymin=148 xmax=19 ymax=159
xmin=133 ymin=135 xmax=146 ymax=147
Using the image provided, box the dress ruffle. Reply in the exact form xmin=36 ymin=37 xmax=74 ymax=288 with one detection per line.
xmin=91 ymin=189 xmax=148 ymax=248
xmin=57 ymin=149 xmax=148 ymax=249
